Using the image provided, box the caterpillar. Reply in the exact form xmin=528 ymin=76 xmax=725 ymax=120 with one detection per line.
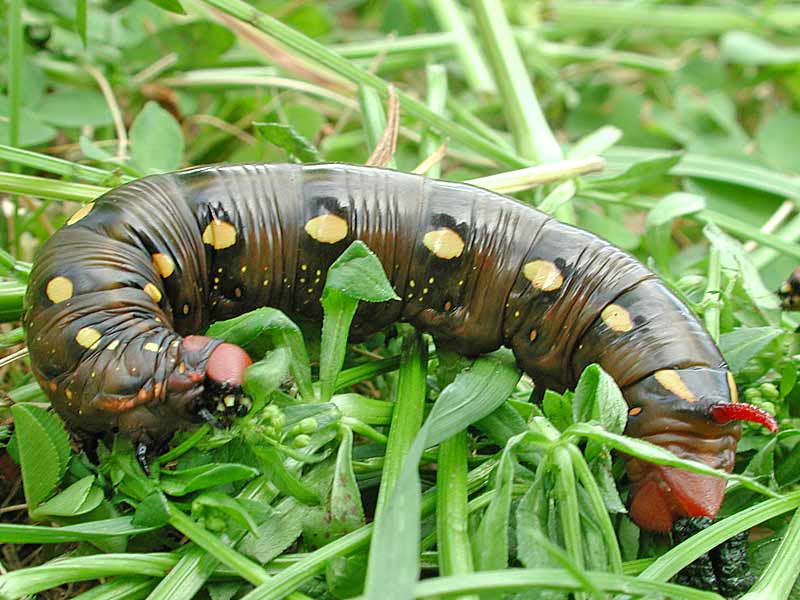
xmin=779 ymin=266 xmax=800 ymax=310
xmin=23 ymin=162 xmax=777 ymax=532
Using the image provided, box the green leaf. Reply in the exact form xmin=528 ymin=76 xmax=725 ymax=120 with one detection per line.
xmin=646 ymin=192 xmax=706 ymax=227
xmin=123 ymin=22 xmax=233 ymax=70
xmin=207 ymin=308 xmax=314 ymax=402
xmin=323 ymin=241 xmax=399 ymax=303
xmin=192 ymin=491 xmax=260 ymax=535
xmin=589 ymin=154 xmax=681 ymax=192
xmin=79 ymin=135 xmax=114 ymax=161
xmin=145 ymin=0 xmax=186 ymax=14
xmin=130 ymin=101 xmax=185 ymax=174
xmin=32 ymin=476 xmax=103 ymax=518
xmin=330 ymin=427 xmax=365 ymax=535
xmin=719 ymin=327 xmax=784 ymax=374
xmin=365 ymin=350 xmax=521 ymax=600
xmin=10 ymin=404 xmax=71 ymax=511
xmin=254 ymin=122 xmax=322 ymax=163
xmin=159 ymin=463 xmax=259 ymax=496
xmin=720 ymin=31 xmax=800 ymax=66
xmin=568 ymin=125 xmax=622 ymax=159
xmin=756 ymin=109 xmax=800 ymax=174
xmin=133 ymin=491 xmax=171 ymax=528
xmin=250 ymin=445 xmax=320 ymax=504
xmin=319 ymin=241 xmax=399 ymax=402
xmin=239 ymin=503 xmax=304 ymax=563
xmin=76 ymin=0 xmax=87 ymax=46
xmin=243 ymin=347 xmax=291 ymax=408
xmin=543 ymin=390 xmax=573 ymax=432
xmin=37 ymin=90 xmax=113 ymax=128
xmin=572 ymin=364 xmax=627 ymax=435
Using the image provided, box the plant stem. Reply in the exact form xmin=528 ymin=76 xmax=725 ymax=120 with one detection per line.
xmin=374 ymin=331 xmax=427 ymax=520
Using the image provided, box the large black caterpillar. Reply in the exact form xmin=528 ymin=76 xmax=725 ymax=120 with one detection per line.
xmin=24 ymin=163 xmax=777 ymax=531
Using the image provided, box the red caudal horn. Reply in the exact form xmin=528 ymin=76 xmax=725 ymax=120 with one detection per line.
xmin=710 ymin=403 xmax=779 ymax=433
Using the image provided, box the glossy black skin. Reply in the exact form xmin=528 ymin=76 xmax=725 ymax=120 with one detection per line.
xmin=24 ymin=164 xmax=738 ymax=460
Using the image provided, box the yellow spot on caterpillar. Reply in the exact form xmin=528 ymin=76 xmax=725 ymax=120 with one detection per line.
xmin=144 ymin=342 xmax=159 ymax=352
xmin=241 ymin=265 xmax=247 ymax=273
xmin=727 ymin=371 xmax=739 ymax=403
xmin=202 ymin=219 xmax=237 ymax=249
xmin=316 ymin=269 xmax=321 ymax=276
xmin=409 ymin=280 xmax=415 ymax=288
xmin=655 ymin=370 xmax=697 ymax=403
xmin=300 ymin=278 xmax=306 ymax=283
xmin=46 ymin=276 xmax=73 ymax=303
xmin=76 ymin=327 xmax=102 ymax=349
xmin=444 ymin=301 xmax=452 ymax=311
xmin=234 ymin=287 xmax=242 ymax=298
xmin=529 ymin=329 xmax=537 ymax=342
xmin=263 ymin=279 xmax=269 ymax=286
xmin=629 ymin=407 xmax=642 ymax=416
xmin=422 ymin=288 xmax=428 ymax=294
xmin=428 ymin=277 xmax=435 ymax=284
xmin=152 ymin=253 xmax=175 ymax=278
xmin=305 ymin=214 xmax=348 ymax=244
xmin=214 ymin=277 xmax=220 ymax=284
xmin=301 ymin=264 xmax=308 ymax=271
xmin=179 ymin=362 xmax=186 ymax=374
xmin=48 ymin=381 xmax=57 ymax=392
xmin=781 ymin=282 xmax=792 ymax=294
xmin=407 ymin=293 xmax=414 ymax=299
xmin=523 ymin=260 xmax=563 ymax=291
xmin=65 ymin=389 xmax=73 ymax=400
xmin=66 ymin=202 xmax=94 ymax=225
xmin=182 ymin=304 xmax=190 ymax=315
xmin=307 ymin=288 xmax=313 ymax=294
xmin=514 ymin=310 xmax=520 ymax=318
xmin=601 ymin=304 xmax=633 ymax=332
xmin=107 ymin=339 xmax=120 ymax=351
xmin=423 ymin=228 xmax=464 ymax=259
xmin=143 ymin=283 xmax=162 ymax=303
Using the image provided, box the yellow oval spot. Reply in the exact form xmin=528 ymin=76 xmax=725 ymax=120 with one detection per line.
xmin=655 ymin=370 xmax=697 ymax=403
xmin=629 ymin=407 xmax=643 ymax=416
xmin=529 ymin=329 xmax=537 ymax=342
xmin=107 ymin=339 xmax=120 ymax=351
xmin=66 ymin=203 xmax=94 ymax=225
xmin=144 ymin=342 xmax=160 ymax=352
xmin=523 ymin=260 xmax=563 ymax=291
xmin=202 ymin=219 xmax=238 ymax=250
xmin=65 ymin=389 xmax=74 ymax=400
xmin=143 ymin=283 xmax=162 ymax=303
xmin=305 ymin=214 xmax=348 ymax=244
xmin=423 ymin=228 xmax=465 ymax=260
xmin=152 ymin=253 xmax=175 ymax=278
xmin=182 ymin=304 xmax=190 ymax=315
xmin=234 ymin=287 xmax=242 ymax=298
xmin=727 ymin=371 xmax=739 ymax=404
xmin=46 ymin=276 xmax=73 ymax=303
xmin=444 ymin=301 xmax=452 ymax=311
xmin=76 ymin=327 xmax=102 ymax=349
xmin=601 ymin=304 xmax=633 ymax=333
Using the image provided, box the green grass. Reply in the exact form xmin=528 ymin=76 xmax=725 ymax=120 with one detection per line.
xmin=2 ymin=1 xmax=800 ymax=599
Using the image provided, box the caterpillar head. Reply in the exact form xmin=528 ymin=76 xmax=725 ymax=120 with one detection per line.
xmin=182 ymin=337 xmax=254 ymax=425
xmin=622 ymin=367 xmax=777 ymax=532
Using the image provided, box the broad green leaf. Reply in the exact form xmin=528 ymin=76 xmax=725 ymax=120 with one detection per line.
xmin=646 ymin=192 xmax=706 ymax=227
xmin=32 ymin=476 xmax=103 ymax=518
xmin=572 ymin=364 xmax=627 ymax=435
xmin=719 ymin=327 xmax=784 ymax=374
xmin=10 ymin=404 xmax=70 ymax=511
xmin=588 ymin=154 xmax=681 ymax=192
xmin=330 ymin=427 xmax=365 ymax=535
xmin=755 ymin=109 xmax=800 ymax=174
xmin=239 ymin=503 xmax=304 ymax=563
xmin=159 ymin=463 xmax=259 ymax=496
xmin=124 ymin=22 xmax=233 ymax=70
xmin=207 ymin=307 xmax=314 ymax=402
xmin=243 ymin=347 xmax=291 ymax=408
xmin=192 ymin=491 xmax=260 ymax=535
xmin=133 ymin=491 xmax=171 ymax=528
xmin=79 ymin=135 xmax=114 ymax=161
xmin=37 ymin=90 xmax=113 ymax=128
xmin=324 ymin=241 xmax=399 ymax=303
xmin=250 ymin=445 xmax=320 ymax=504
xmin=145 ymin=0 xmax=186 ymax=14
xmin=130 ymin=101 xmax=184 ymax=174
xmin=721 ymin=31 xmax=800 ymax=66
xmin=254 ymin=122 xmax=321 ymax=163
